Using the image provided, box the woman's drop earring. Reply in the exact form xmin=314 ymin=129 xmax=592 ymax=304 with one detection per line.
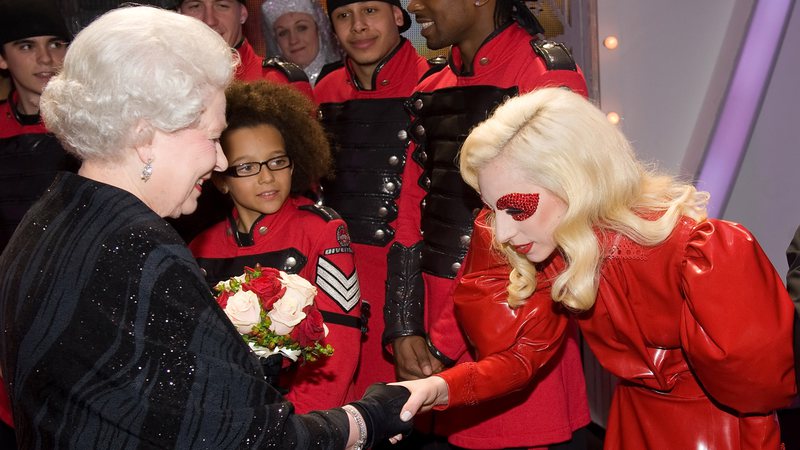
xmin=141 ymin=159 xmax=153 ymax=182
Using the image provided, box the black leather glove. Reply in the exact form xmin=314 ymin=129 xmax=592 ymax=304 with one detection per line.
xmin=348 ymin=383 xmax=412 ymax=448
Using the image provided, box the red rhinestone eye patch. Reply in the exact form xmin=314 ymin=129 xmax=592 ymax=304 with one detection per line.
xmin=496 ymin=193 xmax=540 ymax=221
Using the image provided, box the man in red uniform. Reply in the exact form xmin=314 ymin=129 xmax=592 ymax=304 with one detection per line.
xmin=0 ymin=1 xmax=78 ymax=446
xmin=314 ymin=0 xmax=441 ymax=399
xmin=384 ymin=0 xmax=591 ymax=447
xmin=176 ymin=0 xmax=312 ymax=97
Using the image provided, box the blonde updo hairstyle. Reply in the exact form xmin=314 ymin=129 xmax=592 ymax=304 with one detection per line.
xmin=40 ymin=6 xmax=237 ymax=163
xmin=460 ymin=88 xmax=709 ymax=311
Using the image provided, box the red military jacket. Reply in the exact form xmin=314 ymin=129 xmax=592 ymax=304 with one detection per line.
xmin=446 ymin=215 xmax=796 ymax=449
xmin=235 ymin=38 xmax=314 ymax=101
xmin=189 ymin=196 xmax=362 ymax=414
xmin=314 ymin=38 xmax=435 ymax=395
xmin=388 ymin=24 xmax=590 ymax=448
xmin=314 ymin=38 xmax=432 ymax=102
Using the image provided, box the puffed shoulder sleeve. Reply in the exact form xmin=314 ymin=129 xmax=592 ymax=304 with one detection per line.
xmin=436 ymin=217 xmax=569 ymax=408
xmin=679 ymin=219 xmax=796 ymax=413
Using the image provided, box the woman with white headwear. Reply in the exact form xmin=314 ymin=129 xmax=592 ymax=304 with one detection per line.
xmin=262 ymin=0 xmax=341 ymax=85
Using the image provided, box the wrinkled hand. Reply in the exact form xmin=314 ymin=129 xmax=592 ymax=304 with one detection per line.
xmin=391 ymin=377 xmax=449 ymax=420
xmin=392 ymin=336 xmax=439 ymax=380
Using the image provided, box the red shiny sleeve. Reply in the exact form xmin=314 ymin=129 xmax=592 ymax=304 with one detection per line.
xmin=427 ymin=211 xmax=492 ymax=362
xmin=435 ymin=216 xmax=569 ymax=408
xmin=679 ymin=219 xmax=797 ymax=413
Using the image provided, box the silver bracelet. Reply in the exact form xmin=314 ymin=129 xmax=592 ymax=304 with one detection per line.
xmin=342 ymin=404 xmax=367 ymax=450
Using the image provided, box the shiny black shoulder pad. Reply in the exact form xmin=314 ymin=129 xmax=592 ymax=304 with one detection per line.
xmin=263 ymin=56 xmax=310 ymax=82
xmin=530 ymin=40 xmax=577 ymax=71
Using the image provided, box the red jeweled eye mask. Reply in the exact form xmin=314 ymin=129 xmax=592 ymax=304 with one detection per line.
xmin=496 ymin=193 xmax=540 ymax=221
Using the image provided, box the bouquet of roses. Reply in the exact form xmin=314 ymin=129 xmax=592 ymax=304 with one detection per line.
xmin=214 ymin=264 xmax=334 ymax=363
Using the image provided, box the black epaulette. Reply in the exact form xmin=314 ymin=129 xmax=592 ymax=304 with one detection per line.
xmin=317 ymin=60 xmax=344 ymax=84
xmin=531 ymin=40 xmax=577 ymax=71
xmin=299 ymin=204 xmax=341 ymax=222
xmin=262 ymin=56 xmax=310 ymax=83
xmin=419 ymin=55 xmax=448 ymax=83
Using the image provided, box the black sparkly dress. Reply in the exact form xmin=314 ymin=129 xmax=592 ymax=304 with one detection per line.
xmin=0 ymin=172 xmax=349 ymax=449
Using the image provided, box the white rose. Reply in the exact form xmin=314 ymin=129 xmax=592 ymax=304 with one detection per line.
xmin=267 ymin=273 xmax=317 ymax=335
xmin=224 ymin=290 xmax=261 ymax=334
xmin=279 ymin=272 xmax=317 ymax=305
xmin=267 ymin=294 xmax=308 ymax=335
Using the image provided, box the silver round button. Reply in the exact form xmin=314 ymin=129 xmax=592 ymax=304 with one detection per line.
xmin=414 ymin=98 xmax=424 ymax=110
xmin=388 ymin=155 xmax=400 ymax=166
xmin=415 ymin=124 xmax=425 ymax=136
xmin=380 ymin=79 xmax=389 ymax=86
xmin=384 ymin=182 xmax=396 ymax=192
xmin=285 ymin=257 xmax=297 ymax=267
xmin=419 ymin=151 xmax=428 ymax=163
xmin=479 ymin=57 xmax=490 ymax=66
xmin=258 ymin=226 xmax=268 ymax=235
xmin=424 ymin=177 xmax=431 ymax=188
xmin=397 ymin=130 xmax=408 ymax=140
xmin=451 ymin=262 xmax=462 ymax=273
xmin=460 ymin=235 xmax=471 ymax=246
xmin=374 ymin=229 xmax=385 ymax=239
xmin=378 ymin=207 xmax=388 ymax=217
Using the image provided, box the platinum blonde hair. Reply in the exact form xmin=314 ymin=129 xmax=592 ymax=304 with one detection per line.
xmin=40 ymin=6 xmax=237 ymax=162
xmin=460 ymin=88 xmax=709 ymax=311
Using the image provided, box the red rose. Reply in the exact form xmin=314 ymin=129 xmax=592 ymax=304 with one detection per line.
xmin=216 ymin=290 xmax=232 ymax=309
xmin=292 ymin=305 xmax=326 ymax=347
xmin=243 ymin=269 xmax=286 ymax=310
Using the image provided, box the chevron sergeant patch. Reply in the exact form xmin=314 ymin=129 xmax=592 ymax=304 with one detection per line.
xmin=316 ymin=256 xmax=360 ymax=312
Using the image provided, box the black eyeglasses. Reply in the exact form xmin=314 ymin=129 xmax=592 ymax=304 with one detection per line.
xmin=223 ymin=155 xmax=293 ymax=177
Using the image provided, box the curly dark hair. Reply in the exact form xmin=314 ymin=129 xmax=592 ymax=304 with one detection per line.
xmin=221 ymin=81 xmax=332 ymax=195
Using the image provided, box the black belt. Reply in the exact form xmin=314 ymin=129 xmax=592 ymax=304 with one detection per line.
xmin=321 ymin=310 xmax=365 ymax=332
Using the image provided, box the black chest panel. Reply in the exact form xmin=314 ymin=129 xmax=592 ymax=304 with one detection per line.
xmin=196 ymin=248 xmax=308 ymax=288
xmin=319 ymin=97 xmax=412 ymax=247
xmin=406 ymin=85 xmax=518 ymax=278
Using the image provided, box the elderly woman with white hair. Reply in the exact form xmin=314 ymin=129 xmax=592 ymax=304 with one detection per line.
xmin=0 ymin=6 xmax=411 ymax=449
xmin=261 ymin=0 xmax=341 ymax=85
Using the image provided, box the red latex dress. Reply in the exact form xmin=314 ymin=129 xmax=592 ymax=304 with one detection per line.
xmin=445 ymin=215 xmax=796 ymax=449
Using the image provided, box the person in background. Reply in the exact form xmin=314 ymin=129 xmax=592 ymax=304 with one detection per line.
xmin=0 ymin=2 xmax=78 ymax=445
xmin=398 ymin=87 xmax=797 ymax=450
xmin=177 ymin=0 xmax=312 ymax=94
xmin=384 ymin=0 xmax=590 ymax=447
xmin=189 ymin=80 xmax=364 ymax=414
xmin=0 ymin=7 xmax=411 ymax=449
xmin=261 ymin=0 xmax=341 ymax=86
xmin=314 ymin=0 xmax=440 ymax=403
xmin=0 ymin=0 xmax=78 ymax=250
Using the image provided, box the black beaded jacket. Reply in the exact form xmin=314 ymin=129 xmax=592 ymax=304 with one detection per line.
xmin=0 ymin=172 xmax=350 ymax=449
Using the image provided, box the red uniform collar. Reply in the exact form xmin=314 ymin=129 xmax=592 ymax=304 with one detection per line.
xmin=0 ymin=90 xmax=48 ymax=138
xmin=344 ymin=38 xmax=417 ymax=92
xmin=449 ymin=22 xmax=532 ymax=76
